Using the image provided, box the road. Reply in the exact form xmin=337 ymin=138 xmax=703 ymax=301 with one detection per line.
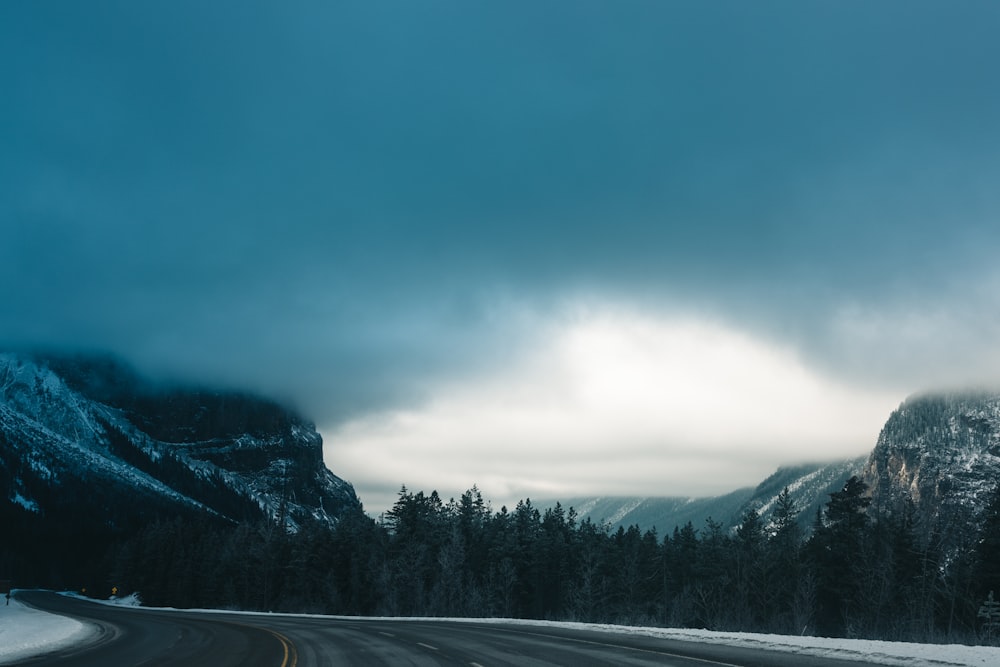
xmin=15 ymin=591 xmax=876 ymax=667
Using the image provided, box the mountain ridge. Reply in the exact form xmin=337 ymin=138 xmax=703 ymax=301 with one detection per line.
xmin=545 ymin=392 xmax=1000 ymax=544
xmin=0 ymin=352 xmax=359 ymax=531
xmin=544 ymin=456 xmax=866 ymax=535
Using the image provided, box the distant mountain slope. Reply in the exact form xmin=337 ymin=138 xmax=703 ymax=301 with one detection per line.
xmin=747 ymin=456 xmax=868 ymax=529
xmin=553 ymin=489 xmax=753 ymax=535
xmin=0 ymin=352 xmax=359 ymax=531
xmin=550 ymin=457 xmax=865 ymax=535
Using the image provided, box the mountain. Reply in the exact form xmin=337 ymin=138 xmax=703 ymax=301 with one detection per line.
xmin=552 ymin=392 xmax=1000 ymax=543
xmin=551 ymin=489 xmax=753 ymax=535
xmin=549 ymin=457 xmax=865 ymax=535
xmin=862 ymin=392 xmax=1000 ymax=547
xmin=747 ymin=456 xmax=868 ymax=529
xmin=0 ymin=352 xmax=359 ymax=532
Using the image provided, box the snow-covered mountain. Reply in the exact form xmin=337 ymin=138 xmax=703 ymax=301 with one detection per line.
xmin=551 ymin=457 xmax=865 ymax=535
xmin=552 ymin=393 xmax=1000 ymax=540
xmin=0 ymin=352 xmax=359 ymax=530
xmin=863 ymin=392 xmax=1000 ymax=547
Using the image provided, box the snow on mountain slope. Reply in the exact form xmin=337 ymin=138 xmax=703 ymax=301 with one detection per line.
xmin=0 ymin=353 xmax=359 ymax=530
xmin=548 ymin=457 xmax=865 ymax=535
xmin=863 ymin=392 xmax=1000 ymax=546
xmin=0 ymin=354 xmax=213 ymax=515
xmin=749 ymin=456 xmax=867 ymax=530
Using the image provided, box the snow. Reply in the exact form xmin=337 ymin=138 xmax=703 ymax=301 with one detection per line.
xmin=606 ymin=498 xmax=644 ymax=525
xmin=108 ymin=592 xmax=143 ymax=607
xmin=572 ymin=497 xmax=601 ymax=515
xmin=11 ymin=492 xmax=38 ymax=513
xmin=0 ymin=592 xmax=96 ymax=665
xmin=757 ymin=465 xmax=826 ymax=517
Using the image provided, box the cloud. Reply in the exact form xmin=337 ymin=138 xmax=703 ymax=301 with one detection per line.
xmin=825 ymin=280 xmax=1000 ymax=392
xmin=2 ymin=3 xmax=1000 ymax=510
xmin=325 ymin=308 xmax=900 ymax=514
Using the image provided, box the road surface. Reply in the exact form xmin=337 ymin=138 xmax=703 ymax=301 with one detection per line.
xmin=15 ymin=591 xmax=877 ymax=666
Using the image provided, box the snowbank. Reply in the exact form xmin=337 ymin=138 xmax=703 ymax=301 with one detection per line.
xmin=0 ymin=592 xmax=95 ymax=665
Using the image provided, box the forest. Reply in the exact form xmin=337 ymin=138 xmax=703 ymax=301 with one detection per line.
xmin=5 ymin=476 xmax=1000 ymax=645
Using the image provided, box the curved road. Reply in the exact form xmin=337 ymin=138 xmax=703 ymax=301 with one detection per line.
xmin=16 ymin=591 xmax=875 ymax=666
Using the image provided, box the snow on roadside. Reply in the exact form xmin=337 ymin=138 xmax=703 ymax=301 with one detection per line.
xmin=60 ymin=591 xmax=142 ymax=607
xmin=0 ymin=592 xmax=95 ymax=665
xmin=107 ymin=592 xmax=142 ymax=607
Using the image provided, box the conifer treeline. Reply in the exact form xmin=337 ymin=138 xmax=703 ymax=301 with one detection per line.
xmin=96 ymin=477 xmax=1000 ymax=644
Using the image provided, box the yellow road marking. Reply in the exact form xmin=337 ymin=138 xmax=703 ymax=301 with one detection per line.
xmin=221 ymin=620 xmax=297 ymax=667
xmin=263 ymin=628 xmax=299 ymax=667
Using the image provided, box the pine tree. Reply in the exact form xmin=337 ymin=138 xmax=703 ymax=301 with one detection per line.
xmin=809 ymin=476 xmax=873 ymax=637
xmin=734 ymin=508 xmax=766 ymax=629
xmin=978 ymin=591 xmax=1000 ymax=644
xmin=693 ymin=518 xmax=733 ymax=629
xmin=974 ymin=485 xmax=1000 ymax=604
xmin=767 ymin=487 xmax=804 ymax=633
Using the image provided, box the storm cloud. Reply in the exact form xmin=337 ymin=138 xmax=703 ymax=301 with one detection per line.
xmin=3 ymin=2 xmax=1000 ymax=511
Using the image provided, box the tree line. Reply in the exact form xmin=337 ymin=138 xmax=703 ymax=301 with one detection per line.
xmin=6 ymin=476 xmax=1000 ymax=644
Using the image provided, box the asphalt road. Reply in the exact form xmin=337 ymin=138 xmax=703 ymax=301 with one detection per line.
xmin=16 ymin=591 xmax=879 ymax=667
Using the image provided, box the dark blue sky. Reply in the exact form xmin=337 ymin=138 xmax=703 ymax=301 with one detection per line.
xmin=3 ymin=2 xmax=1000 ymax=506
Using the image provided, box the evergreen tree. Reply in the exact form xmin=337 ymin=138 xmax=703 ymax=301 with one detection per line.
xmin=766 ymin=487 xmax=804 ymax=632
xmin=25 ymin=475 xmax=1000 ymax=644
xmin=693 ymin=518 xmax=733 ymax=629
xmin=665 ymin=521 xmax=699 ymax=627
xmin=973 ymin=485 xmax=1000 ymax=604
xmin=567 ymin=518 xmax=610 ymax=622
xmin=809 ymin=476 xmax=872 ymax=637
xmin=978 ymin=591 xmax=1000 ymax=644
xmin=733 ymin=508 xmax=766 ymax=630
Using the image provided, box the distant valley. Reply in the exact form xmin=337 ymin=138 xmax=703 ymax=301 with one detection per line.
xmin=3 ymin=351 xmax=1000 ymax=643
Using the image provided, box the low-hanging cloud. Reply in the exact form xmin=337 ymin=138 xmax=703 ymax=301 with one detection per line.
xmin=326 ymin=310 xmax=902 ymax=514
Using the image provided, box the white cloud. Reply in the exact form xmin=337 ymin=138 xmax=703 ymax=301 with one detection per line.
xmin=324 ymin=307 xmax=901 ymax=515
xmin=829 ymin=286 xmax=1000 ymax=393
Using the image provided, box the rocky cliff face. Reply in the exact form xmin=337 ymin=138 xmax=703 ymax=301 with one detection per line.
xmin=862 ymin=393 xmax=1000 ymax=545
xmin=0 ymin=352 xmax=359 ymax=530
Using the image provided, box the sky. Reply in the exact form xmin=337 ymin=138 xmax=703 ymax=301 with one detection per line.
xmin=3 ymin=2 xmax=1000 ymax=514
